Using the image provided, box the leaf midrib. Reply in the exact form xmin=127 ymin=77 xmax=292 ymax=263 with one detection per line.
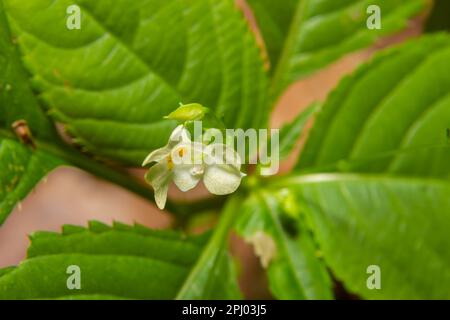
xmin=175 ymin=195 xmax=240 ymax=299
xmin=256 ymin=190 xmax=308 ymax=299
xmin=270 ymin=172 xmax=450 ymax=189
xmin=270 ymin=0 xmax=307 ymax=95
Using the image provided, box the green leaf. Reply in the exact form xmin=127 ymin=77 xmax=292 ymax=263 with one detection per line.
xmin=175 ymin=196 xmax=242 ymax=299
xmin=246 ymin=0 xmax=298 ymax=74
xmin=297 ymin=34 xmax=450 ymax=178
xmin=3 ymin=0 xmax=269 ymax=166
xmin=0 ymin=212 xmax=242 ymax=299
xmin=278 ymin=103 xmax=319 ymax=159
xmin=0 ymin=1 xmax=57 ymax=142
xmin=0 ymin=5 xmax=66 ymax=224
xmin=1 ymin=2 xmax=162 ymax=219
xmin=425 ymin=0 xmax=450 ymax=33
xmin=247 ymin=0 xmax=427 ymax=96
xmin=0 ymin=138 xmax=63 ymax=225
xmin=235 ymin=191 xmax=333 ymax=300
xmin=276 ymin=173 xmax=450 ymax=299
xmin=278 ymin=33 xmax=450 ymax=299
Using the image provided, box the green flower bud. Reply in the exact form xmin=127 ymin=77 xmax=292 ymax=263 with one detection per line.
xmin=164 ymin=103 xmax=209 ymax=122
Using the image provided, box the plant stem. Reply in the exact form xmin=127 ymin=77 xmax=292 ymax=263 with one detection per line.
xmin=176 ymin=194 xmax=241 ymax=299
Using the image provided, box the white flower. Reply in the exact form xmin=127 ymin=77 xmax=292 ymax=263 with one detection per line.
xmin=202 ymin=143 xmax=245 ymax=195
xmin=143 ymin=125 xmax=246 ymax=209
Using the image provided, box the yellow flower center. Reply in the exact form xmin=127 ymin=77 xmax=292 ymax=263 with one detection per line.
xmin=166 ymin=155 xmax=174 ymax=170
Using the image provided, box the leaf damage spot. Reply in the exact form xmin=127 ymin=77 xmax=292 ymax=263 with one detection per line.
xmin=248 ymin=231 xmax=277 ymax=268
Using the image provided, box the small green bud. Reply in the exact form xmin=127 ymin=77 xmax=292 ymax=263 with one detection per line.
xmin=277 ymin=189 xmax=300 ymax=219
xmin=164 ymin=103 xmax=209 ymax=122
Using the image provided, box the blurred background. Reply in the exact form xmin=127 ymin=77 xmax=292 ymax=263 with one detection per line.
xmin=0 ymin=0 xmax=425 ymax=298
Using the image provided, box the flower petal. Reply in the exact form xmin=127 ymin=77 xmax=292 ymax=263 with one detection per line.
xmin=145 ymin=161 xmax=171 ymax=209
xmin=142 ymin=125 xmax=191 ymax=166
xmin=171 ymin=141 xmax=205 ymax=166
xmin=204 ymin=143 xmax=242 ymax=169
xmin=168 ymin=125 xmax=191 ymax=146
xmin=154 ymin=182 xmax=170 ymax=210
xmin=142 ymin=146 xmax=171 ymax=166
xmin=203 ymin=164 xmax=245 ymax=195
xmin=173 ymin=165 xmax=203 ymax=192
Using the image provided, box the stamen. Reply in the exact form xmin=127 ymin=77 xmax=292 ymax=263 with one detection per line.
xmin=167 ymin=155 xmax=174 ymax=170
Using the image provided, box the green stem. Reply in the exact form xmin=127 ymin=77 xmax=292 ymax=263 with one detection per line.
xmin=175 ymin=194 xmax=241 ymax=299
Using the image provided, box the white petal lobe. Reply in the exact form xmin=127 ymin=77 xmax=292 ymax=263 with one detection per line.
xmin=203 ymin=164 xmax=243 ymax=195
xmin=142 ymin=146 xmax=171 ymax=166
xmin=168 ymin=125 xmax=191 ymax=146
xmin=154 ymin=183 xmax=169 ymax=210
xmin=173 ymin=165 xmax=202 ymax=192
xmin=145 ymin=161 xmax=171 ymax=209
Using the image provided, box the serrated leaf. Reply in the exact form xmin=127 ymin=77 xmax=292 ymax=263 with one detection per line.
xmin=175 ymin=196 xmax=242 ymax=299
xmin=297 ymin=34 xmax=450 ymax=178
xmin=278 ymin=103 xmax=318 ymax=159
xmin=3 ymin=0 xmax=269 ymax=166
xmin=27 ymin=226 xmax=203 ymax=267
xmin=0 ymin=138 xmax=63 ymax=224
xmin=1 ymin=3 xmax=157 ymax=223
xmin=0 ymin=2 xmax=66 ymax=224
xmin=247 ymin=0 xmax=427 ymax=96
xmin=0 ymin=1 xmax=57 ymax=142
xmin=275 ymin=173 xmax=450 ymax=299
xmin=0 ymin=197 xmax=242 ymax=300
xmin=0 ymin=199 xmax=241 ymax=299
xmin=0 ymin=254 xmax=191 ymax=299
xmin=235 ymin=192 xmax=333 ymax=300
